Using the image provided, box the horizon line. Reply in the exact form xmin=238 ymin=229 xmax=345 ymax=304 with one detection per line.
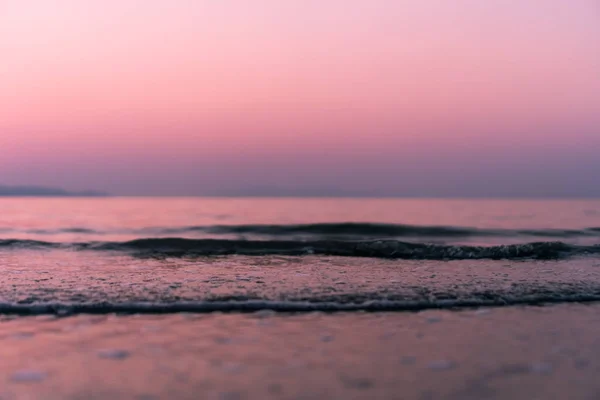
xmin=1 ymin=195 xmax=600 ymax=200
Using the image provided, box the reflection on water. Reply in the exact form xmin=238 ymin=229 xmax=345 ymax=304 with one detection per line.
xmin=0 ymin=198 xmax=599 ymax=245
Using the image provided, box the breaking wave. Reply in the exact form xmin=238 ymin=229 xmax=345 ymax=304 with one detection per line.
xmin=2 ymin=294 xmax=600 ymax=315
xmin=175 ymin=223 xmax=600 ymax=239
xmin=1 ymin=238 xmax=599 ymax=260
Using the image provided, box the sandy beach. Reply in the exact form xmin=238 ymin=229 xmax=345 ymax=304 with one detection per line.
xmin=0 ymin=304 xmax=598 ymax=399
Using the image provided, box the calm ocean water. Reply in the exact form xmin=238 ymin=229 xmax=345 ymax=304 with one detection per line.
xmin=2 ymin=197 xmax=600 ymax=313
xmin=2 ymin=197 xmax=600 ymax=245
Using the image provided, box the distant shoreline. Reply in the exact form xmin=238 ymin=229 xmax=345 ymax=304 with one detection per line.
xmin=2 ymin=184 xmax=600 ymax=200
xmin=0 ymin=195 xmax=110 ymax=197
xmin=0 ymin=185 xmax=109 ymax=197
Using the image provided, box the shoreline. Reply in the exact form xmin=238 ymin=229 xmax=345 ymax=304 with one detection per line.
xmin=2 ymin=296 xmax=600 ymax=316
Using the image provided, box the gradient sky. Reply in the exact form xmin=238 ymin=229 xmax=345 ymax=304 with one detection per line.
xmin=1 ymin=0 xmax=599 ymax=196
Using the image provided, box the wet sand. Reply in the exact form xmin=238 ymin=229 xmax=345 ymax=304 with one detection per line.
xmin=1 ymin=304 xmax=599 ymax=400
xmin=2 ymin=251 xmax=600 ymax=399
xmin=2 ymin=251 xmax=600 ymax=310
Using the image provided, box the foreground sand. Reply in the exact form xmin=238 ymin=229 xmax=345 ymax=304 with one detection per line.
xmin=1 ymin=303 xmax=599 ymax=400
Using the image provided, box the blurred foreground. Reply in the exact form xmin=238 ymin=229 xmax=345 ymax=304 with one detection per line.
xmin=1 ymin=304 xmax=598 ymax=399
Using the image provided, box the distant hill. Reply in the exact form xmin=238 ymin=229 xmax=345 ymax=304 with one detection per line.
xmin=0 ymin=185 xmax=108 ymax=197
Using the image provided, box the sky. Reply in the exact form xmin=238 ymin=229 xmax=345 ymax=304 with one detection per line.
xmin=1 ymin=0 xmax=599 ymax=196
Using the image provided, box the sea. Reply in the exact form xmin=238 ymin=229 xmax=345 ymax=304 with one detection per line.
xmin=3 ymin=197 xmax=600 ymax=398
xmin=2 ymin=197 xmax=600 ymax=313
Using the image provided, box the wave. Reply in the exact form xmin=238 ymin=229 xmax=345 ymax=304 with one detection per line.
xmin=1 ymin=238 xmax=599 ymax=260
xmin=165 ymin=223 xmax=482 ymax=237
xmin=5 ymin=222 xmax=600 ymax=239
xmin=1 ymin=293 xmax=600 ymax=315
xmin=165 ymin=223 xmax=600 ymax=239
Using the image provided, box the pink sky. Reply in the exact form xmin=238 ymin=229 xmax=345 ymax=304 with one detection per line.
xmin=1 ymin=1 xmax=599 ymax=196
